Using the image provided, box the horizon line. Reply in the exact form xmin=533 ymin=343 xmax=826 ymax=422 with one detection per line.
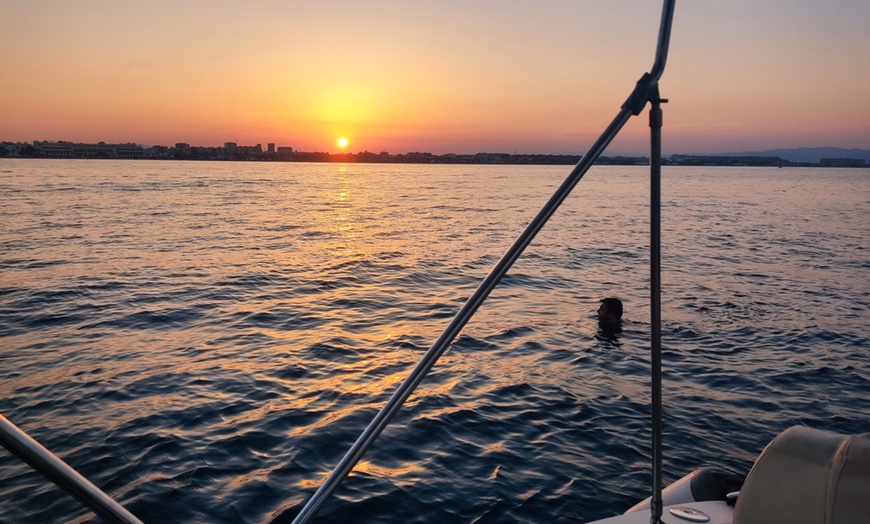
xmin=2 ymin=138 xmax=869 ymax=158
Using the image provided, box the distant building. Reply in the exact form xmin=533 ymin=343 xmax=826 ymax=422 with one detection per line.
xmin=173 ymin=143 xmax=191 ymax=159
xmin=669 ymin=154 xmax=790 ymax=167
xmin=33 ymin=141 xmax=74 ymax=157
xmin=820 ymin=157 xmax=865 ymax=167
xmin=267 ymin=143 xmax=275 ymax=154
xmin=107 ymin=143 xmax=145 ymax=158
xmin=222 ymin=142 xmax=262 ymax=159
xmin=0 ymin=142 xmax=21 ymax=157
xmin=31 ymin=140 xmax=144 ymax=158
xmin=190 ymin=146 xmax=223 ymax=159
xmin=146 ymin=145 xmax=172 ymax=158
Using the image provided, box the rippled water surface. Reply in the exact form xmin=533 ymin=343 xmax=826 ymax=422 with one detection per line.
xmin=1 ymin=160 xmax=868 ymax=523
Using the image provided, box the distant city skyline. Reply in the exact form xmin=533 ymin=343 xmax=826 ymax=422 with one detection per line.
xmin=4 ymin=138 xmax=867 ymax=166
xmin=2 ymin=1 xmax=868 ymax=155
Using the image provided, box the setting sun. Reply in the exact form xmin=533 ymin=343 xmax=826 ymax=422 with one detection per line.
xmin=337 ymin=137 xmax=349 ymax=149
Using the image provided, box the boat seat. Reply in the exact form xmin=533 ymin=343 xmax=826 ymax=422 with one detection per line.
xmin=733 ymin=425 xmax=870 ymax=524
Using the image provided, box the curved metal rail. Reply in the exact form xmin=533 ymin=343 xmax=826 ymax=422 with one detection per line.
xmin=291 ymin=1 xmax=677 ymax=522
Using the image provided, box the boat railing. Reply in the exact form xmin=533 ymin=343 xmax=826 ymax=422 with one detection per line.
xmin=292 ymin=1 xmax=676 ymax=523
xmin=0 ymin=413 xmax=143 ymax=524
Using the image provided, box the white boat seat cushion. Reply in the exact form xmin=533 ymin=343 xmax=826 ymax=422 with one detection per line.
xmin=733 ymin=425 xmax=870 ymax=524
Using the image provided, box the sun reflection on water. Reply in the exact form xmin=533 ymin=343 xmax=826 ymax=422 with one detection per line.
xmin=350 ymin=460 xmax=423 ymax=479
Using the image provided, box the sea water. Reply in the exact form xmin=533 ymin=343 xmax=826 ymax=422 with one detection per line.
xmin=0 ymin=159 xmax=867 ymax=523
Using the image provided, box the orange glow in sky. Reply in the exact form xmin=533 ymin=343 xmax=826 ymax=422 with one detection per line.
xmin=1 ymin=1 xmax=868 ymax=155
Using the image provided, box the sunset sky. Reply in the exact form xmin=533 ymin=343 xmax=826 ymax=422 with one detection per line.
xmin=2 ymin=1 xmax=868 ymax=155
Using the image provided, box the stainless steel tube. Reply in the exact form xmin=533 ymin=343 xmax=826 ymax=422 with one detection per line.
xmin=291 ymin=107 xmax=635 ymax=524
xmin=0 ymin=414 xmax=142 ymax=524
xmin=292 ymin=1 xmax=677 ymax=522
xmin=651 ymin=0 xmax=677 ymax=80
xmin=649 ymin=97 xmax=665 ymax=524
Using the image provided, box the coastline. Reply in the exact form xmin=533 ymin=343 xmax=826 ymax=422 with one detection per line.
xmin=1 ymin=151 xmax=866 ymax=168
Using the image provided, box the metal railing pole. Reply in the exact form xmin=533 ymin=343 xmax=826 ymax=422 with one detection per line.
xmin=649 ymin=92 xmax=665 ymax=524
xmin=0 ymin=414 xmax=142 ymax=524
xmin=291 ymin=106 xmax=635 ymax=524
xmin=292 ymin=1 xmax=677 ymax=521
xmin=648 ymin=2 xmax=675 ymax=523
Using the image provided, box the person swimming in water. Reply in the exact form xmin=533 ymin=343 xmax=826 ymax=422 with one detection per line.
xmin=597 ymin=297 xmax=623 ymax=333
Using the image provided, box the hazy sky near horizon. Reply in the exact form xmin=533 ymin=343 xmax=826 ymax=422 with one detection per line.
xmin=2 ymin=0 xmax=868 ymax=155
